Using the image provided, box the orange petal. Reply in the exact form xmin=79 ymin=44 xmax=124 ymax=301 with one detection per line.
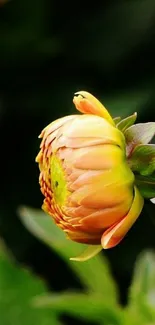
xmin=66 ymin=230 xmax=101 ymax=244
xmin=69 ymin=164 xmax=134 ymax=208
xmin=80 ymin=199 xmax=133 ymax=230
xmin=101 ymin=186 xmax=144 ymax=249
xmin=40 ymin=115 xmax=75 ymax=139
xmin=63 ymin=115 xmax=125 ymax=149
xmin=73 ymin=91 xmax=114 ymax=125
xmin=63 ymin=205 xmax=95 ymax=218
xmin=73 ymin=145 xmax=124 ymax=170
xmin=70 ymin=183 xmax=133 ymax=209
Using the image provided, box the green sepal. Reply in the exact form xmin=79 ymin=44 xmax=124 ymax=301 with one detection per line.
xmin=117 ymin=112 xmax=137 ymax=133
xmin=113 ymin=116 xmax=121 ymax=124
xmin=135 ymin=174 xmax=155 ymax=199
xmin=124 ymin=122 xmax=155 ymax=156
xmin=128 ymin=144 xmax=155 ymax=176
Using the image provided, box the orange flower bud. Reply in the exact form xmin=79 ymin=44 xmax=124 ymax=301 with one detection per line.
xmin=36 ymin=91 xmax=144 ymax=261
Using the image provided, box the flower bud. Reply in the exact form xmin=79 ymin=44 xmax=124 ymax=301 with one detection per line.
xmin=36 ymin=91 xmax=144 ymax=261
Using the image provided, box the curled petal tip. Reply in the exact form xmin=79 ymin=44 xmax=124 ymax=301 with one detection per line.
xmin=70 ymin=245 xmax=102 ymax=262
xmin=73 ymin=90 xmax=114 ymax=125
xmin=74 ymin=91 xmax=85 ymax=97
xmin=101 ymin=219 xmax=125 ymax=249
xmin=132 ymin=112 xmax=137 ymax=118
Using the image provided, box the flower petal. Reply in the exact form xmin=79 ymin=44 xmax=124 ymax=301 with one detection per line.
xmin=101 ymin=186 xmax=144 ymax=249
xmin=63 ymin=115 xmax=124 ymax=149
xmin=70 ymin=183 xmax=134 ymax=209
xmin=69 ymin=164 xmax=134 ymax=208
xmin=80 ymin=199 xmax=133 ymax=230
xmin=66 ymin=229 xmax=101 ymax=244
xmin=70 ymin=245 xmax=102 ymax=262
xmin=39 ymin=115 xmax=75 ymax=139
xmin=73 ymin=91 xmax=114 ymax=125
xmin=73 ymin=145 xmax=124 ymax=170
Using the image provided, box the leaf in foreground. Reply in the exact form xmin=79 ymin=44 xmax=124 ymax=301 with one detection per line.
xmin=19 ymin=206 xmax=118 ymax=302
xmin=32 ymin=292 xmax=122 ymax=325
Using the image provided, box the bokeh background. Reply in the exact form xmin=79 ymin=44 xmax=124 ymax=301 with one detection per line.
xmin=0 ymin=0 xmax=155 ymax=324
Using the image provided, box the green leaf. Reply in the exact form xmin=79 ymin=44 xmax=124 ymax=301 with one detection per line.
xmin=124 ymin=123 xmax=155 ymax=156
xmin=0 ymin=241 xmax=61 ymax=325
xmin=128 ymin=251 xmax=155 ymax=322
xmin=117 ymin=112 xmax=137 ymax=133
xmin=129 ymin=144 xmax=155 ymax=176
xmin=18 ymin=206 xmax=118 ymax=302
xmin=32 ymin=292 xmax=122 ymax=325
xmin=135 ymin=174 xmax=155 ymax=198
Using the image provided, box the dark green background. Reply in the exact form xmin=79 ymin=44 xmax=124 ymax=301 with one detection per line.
xmin=0 ymin=0 xmax=155 ymax=317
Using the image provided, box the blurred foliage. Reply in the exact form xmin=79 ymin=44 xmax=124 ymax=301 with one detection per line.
xmin=18 ymin=207 xmax=118 ymax=300
xmin=1 ymin=209 xmax=155 ymax=324
xmin=0 ymin=0 xmax=155 ymax=324
xmin=0 ymin=241 xmax=62 ymax=325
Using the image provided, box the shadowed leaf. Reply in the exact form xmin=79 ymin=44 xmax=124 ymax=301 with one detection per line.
xmin=135 ymin=174 xmax=155 ymax=199
xmin=129 ymin=144 xmax=155 ymax=176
